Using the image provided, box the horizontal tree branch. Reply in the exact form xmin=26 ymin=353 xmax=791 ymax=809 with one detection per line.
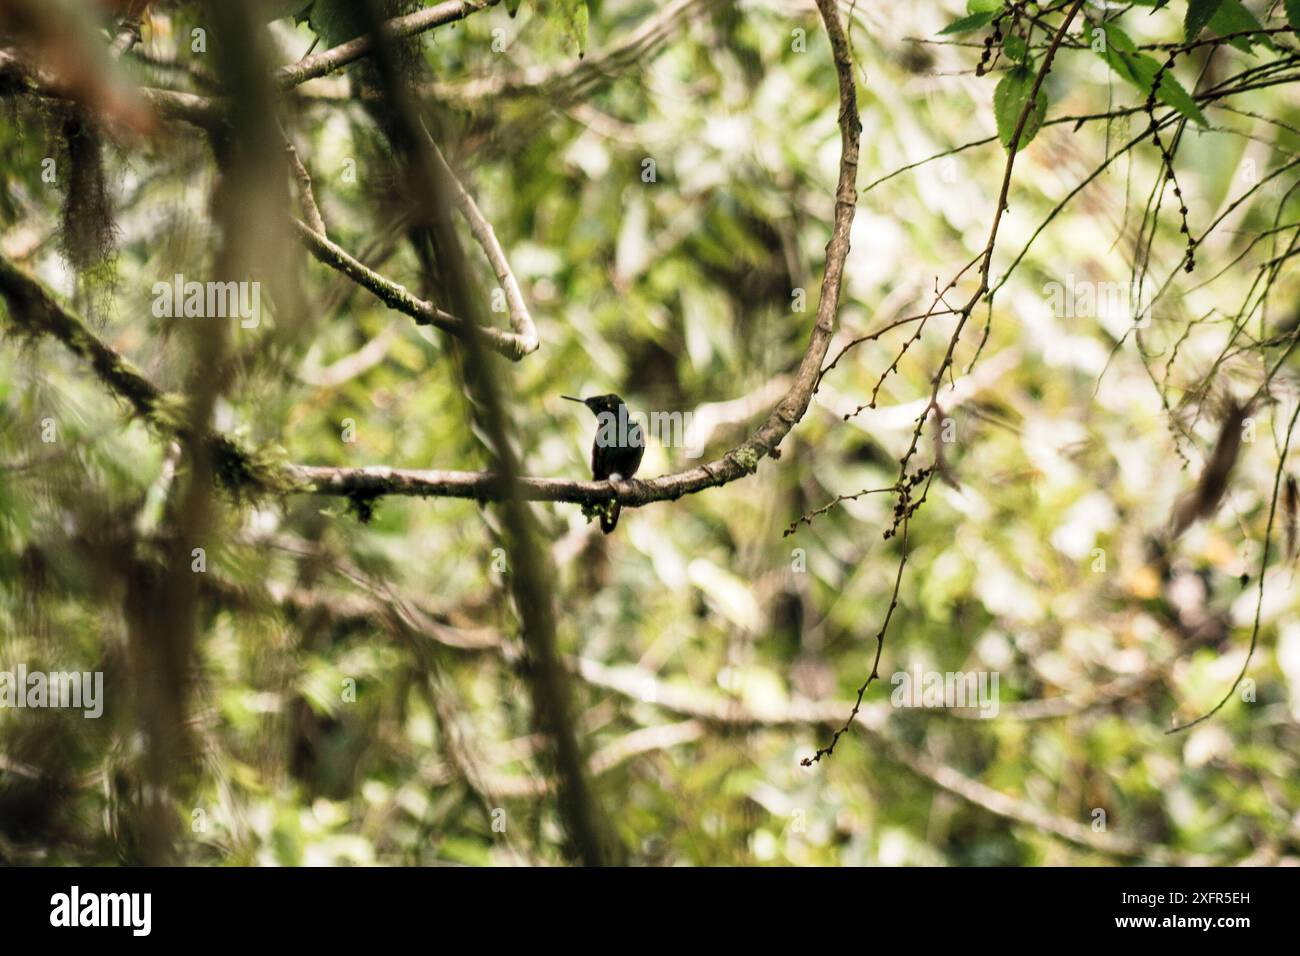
xmin=282 ymin=460 xmax=757 ymax=505
xmin=0 ymin=248 xmax=745 ymax=508
xmin=273 ymin=0 xmax=500 ymax=91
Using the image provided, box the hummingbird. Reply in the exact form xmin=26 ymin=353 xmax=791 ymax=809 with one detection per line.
xmin=563 ymin=393 xmax=645 ymax=533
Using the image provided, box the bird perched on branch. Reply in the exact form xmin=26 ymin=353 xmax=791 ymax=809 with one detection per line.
xmin=563 ymin=393 xmax=645 ymax=533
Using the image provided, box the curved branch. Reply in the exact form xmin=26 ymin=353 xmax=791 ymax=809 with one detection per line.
xmin=287 ymin=129 xmax=537 ymax=360
xmin=289 ymin=0 xmax=861 ymax=506
xmin=425 ymin=134 xmax=539 ymax=357
xmin=1 ymin=0 xmax=860 ymax=515
xmin=293 ymin=218 xmax=533 ymax=359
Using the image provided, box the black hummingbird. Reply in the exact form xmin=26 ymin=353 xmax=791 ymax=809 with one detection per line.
xmin=563 ymin=393 xmax=645 ymax=533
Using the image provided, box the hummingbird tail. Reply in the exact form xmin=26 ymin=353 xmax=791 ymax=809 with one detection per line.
xmin=600 ymin=501 xmax=620 ymax=534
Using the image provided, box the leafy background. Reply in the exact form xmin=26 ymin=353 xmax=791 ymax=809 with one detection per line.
xmin=1 ymin=0 xmax=1299 ymax=865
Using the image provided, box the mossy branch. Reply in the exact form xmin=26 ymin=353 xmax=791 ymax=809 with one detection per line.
xmin=0 ymin=253 xmax=287 ymax=497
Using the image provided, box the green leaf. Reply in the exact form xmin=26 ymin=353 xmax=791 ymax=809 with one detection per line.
xmin=557 ymin=0 xmax=588 ymax=57
xmin=994 ymin=64 xmax=1047 ymax=150
xmin=572 ymin=1 xmax=589 ymax=56
xmin=967 ymin=0 xmax=1002 ymax=12
xmin=1099 ymin=23 xmax=1138 ymax=53
xmin=939 ymin=11 xmax=996 ymax=35
xmin=1208 ymin=0 xmax=1274 ymax=52
xmin=1287 ymin=0 xmax=1300 ymax=33
xmin=1086 ymin=22 xmax=1208 ymax=127
xmin=1003 ymin=34 xmax=1029 ymax=62
xmin=1184 ymin=0 xmax=1226 ymax=42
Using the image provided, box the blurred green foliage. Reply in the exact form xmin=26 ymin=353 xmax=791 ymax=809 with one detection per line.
xmin=1 ymin=0 xmax=1299 ymax=866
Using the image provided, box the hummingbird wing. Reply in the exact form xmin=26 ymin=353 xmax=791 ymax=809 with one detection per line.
xmin=628 ymin=426 xmax=646 ymax=477
xmin=590 ymin=442 xmax=609 ymax=481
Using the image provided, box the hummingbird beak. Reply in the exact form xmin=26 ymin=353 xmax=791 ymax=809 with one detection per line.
xmin=561 ymin=395 xmax=585 ymax=405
